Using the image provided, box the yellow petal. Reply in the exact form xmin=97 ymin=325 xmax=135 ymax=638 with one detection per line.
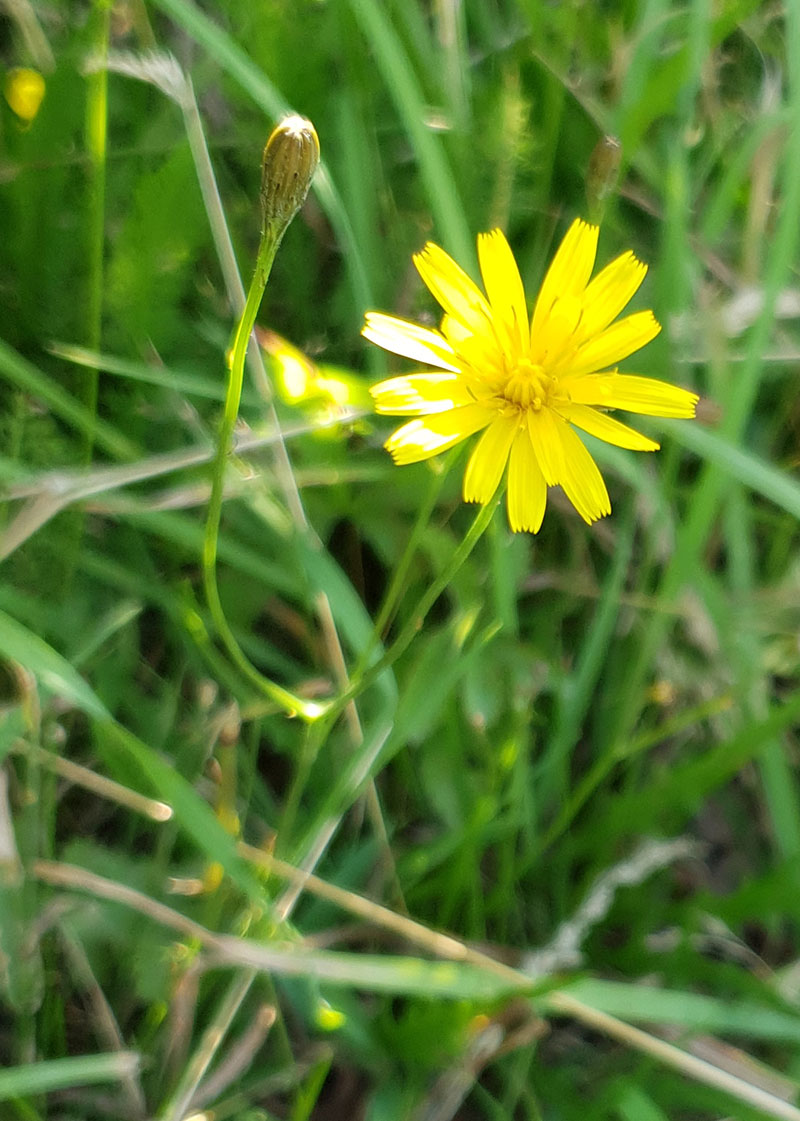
xmin=531 ymin=219 xmax=599 ymax=342
xmin=362 ymin=312 xmax=458 ymax=371
xmin=384 ymin=404 xmax=493 ymax=464
xmin=439 ymin=318 xmax=501 ymax=383
xmin=556 ymin=422 xmax=612 ymax=524
xmin=527 ymin=407 xmax=566 ymax=487
xmin=554 ymin=403 xmax=660 ymax=451
xmin=371 ymin=373 xmax=473 ymax=415
xmin=439 ymin=314 xmax=470 ymax=343
xmin=462 ymin=415 xmax=518 ymax=503
xmin=413 ymin=242 xmax=493 ymax=333
xmin=559 ymin=310 xmax=661 ymax=377
xmin=478 ymin=229 xmax=528 ymax=354
xmin=531 ymin=292 xmax=584 ymax=366
xmin=575 ymin=251 xmax=648 ymax=343
xmin=560 ymin=373 xmax=698 ymax=418
xmin=507 ymin=428 xmax=547 ymax=533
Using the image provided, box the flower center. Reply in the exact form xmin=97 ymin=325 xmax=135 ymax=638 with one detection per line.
xmin=503 ymin=359 xmax=552 ymax=411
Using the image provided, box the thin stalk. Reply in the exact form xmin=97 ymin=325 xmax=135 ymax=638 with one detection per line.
xmin=83 ymin=0 xmax=110 ymax=461
xmin=309 ymin=589 xmax=405 ymax=912
xmin=178 ymin=74 xmax=273 ymax=406
xmin=274 ymin=488 xmax=500 ymax=906
xmin=354 ymin=449 xmax=457 ymax=676
xmin=182 ymin=86 xmax=392 ymax=898
xmin=158 ymin=970 xmax=255 ymax=1121
xmin=202 ymin=235 xmax=322 ymax=721
xmin=330 ymin=487 xmax=503 ymax=720
xmin=10 ymin=741 xmax=172 ymax=824
xmin=60 ymin=0 xmax=109 ymax=583
xmin=181 ymin=83 xmax=309 ymax=529
xmin=181 ymin=92 xmax=393 ymax=905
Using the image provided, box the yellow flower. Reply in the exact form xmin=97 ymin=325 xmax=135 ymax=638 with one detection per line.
xmin=4 ymin=68 xmax=45 ymax=124
xmin=363 ymin=219 xmax=697 ymax=533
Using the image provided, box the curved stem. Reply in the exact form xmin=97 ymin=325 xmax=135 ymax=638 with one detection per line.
xmin=202 ymin=232 xmax=324 ymax=722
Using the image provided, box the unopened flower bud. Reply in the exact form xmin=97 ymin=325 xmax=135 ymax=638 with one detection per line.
xmin=260 ymin=114 xmax=319 ymax=240
xmin=586 ymin=134 xmax=622 ymax=223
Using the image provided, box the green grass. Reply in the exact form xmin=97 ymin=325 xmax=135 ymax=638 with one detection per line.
xmin=2 ymin=1 xmax=800 ymax=1119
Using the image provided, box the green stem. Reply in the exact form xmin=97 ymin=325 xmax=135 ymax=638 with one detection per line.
xmin=84 ymin=0 xmax=109 ymax=458
xmin=353 ymin=449 xmax=457 ymax=678
xmin=158 ymin=969 xmax=255 ymax=1121
xmin=202 ymin=231 xmax=322 ymax=722
xmin=60 ymin=0 xmax=109 ymax=584
xmin=330 ymin=487 xmax=502 ymax=721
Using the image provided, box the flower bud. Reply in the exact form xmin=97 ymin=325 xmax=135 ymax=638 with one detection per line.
xmin=586 ymin=134 xmax=622 ymax=223
xmin=260 ymin=114 xmax=319 ymax=239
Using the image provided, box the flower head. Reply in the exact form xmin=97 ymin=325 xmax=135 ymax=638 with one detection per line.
xmin=363 ymin=219 xmax=697 ymax=533
xmin=260 ymin=115 xmax=319 ymax=239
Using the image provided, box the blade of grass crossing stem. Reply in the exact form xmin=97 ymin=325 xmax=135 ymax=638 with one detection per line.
xmin=50 ymin=342 xmax=261 ymax=405
xmin=113 ymin=511 xmax=299 ymax=599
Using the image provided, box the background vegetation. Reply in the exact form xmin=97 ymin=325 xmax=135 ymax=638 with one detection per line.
xmin=2 ymin=1 xmax=800 ymax=1118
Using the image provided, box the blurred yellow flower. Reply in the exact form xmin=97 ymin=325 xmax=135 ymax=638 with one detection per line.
xmin=4 ymin=67 xmax=45 ymax=123
xmin=259 ymin=327 xmax=371 ymax=421
xmin=364 ymin=220 xmax=697 ymax=533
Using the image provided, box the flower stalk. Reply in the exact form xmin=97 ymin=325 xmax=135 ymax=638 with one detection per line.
xmin=202 ymin=116 xmax=321 ymax=721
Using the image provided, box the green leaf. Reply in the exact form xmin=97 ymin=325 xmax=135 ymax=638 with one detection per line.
xmin=555 ymin=978 xmax=800 ymax=1045
xmin=0 ymin=1053 xmax=140 ymax=1101
xmin=94 ymin=720 xmax=268 ymax=906
xmin=0 ymin=609 xmax=110 ymax=720
xmin=0 ymin=338 xmax=137 ymax=461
